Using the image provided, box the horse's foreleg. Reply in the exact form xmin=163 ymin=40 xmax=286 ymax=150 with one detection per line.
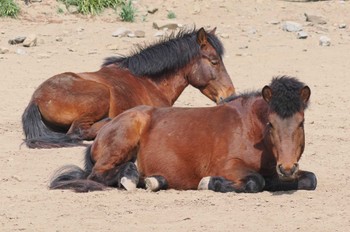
xmin=264 ymin=170 xmax=317 ymax=191
xmin=87 ymin=107 xmax=152 ymax=189
xmin=199 ymin=159 xmax=265 ymax=193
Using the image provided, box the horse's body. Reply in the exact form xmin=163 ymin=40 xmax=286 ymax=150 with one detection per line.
xmin=50 ymin=76 xmax=317 ymax=193
xmin=22 ymin=28 xmax=234 ymax=148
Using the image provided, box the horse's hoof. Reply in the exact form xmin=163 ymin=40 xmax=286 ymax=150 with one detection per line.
xmin=120 ymin=177 xmax=137 ymax=191
xmin=198 ymin=176 xmax=211 ymax=190
xmin=145 ymin=177 xmax=160 ymax=191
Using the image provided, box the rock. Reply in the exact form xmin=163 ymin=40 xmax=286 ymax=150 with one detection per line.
xmin=338 ymin=23 xmax=347 ymax=29
xmin=152 ymin=20 xmax=181 ymax=30
xmin=68 ymin=48 xmax=77 ymax=52
xmin=23 ymin=34 xmax=37 ymax=47
xmin=304 ymin=13 xmax=327 ymax=25
xmin=67 ymin=5 xmax=79 ymax=14
xmin=297 ymin=31 xmax=308 ymax=39
xmin=0 ymin=47 xmax=9 ymax=54
xmin=282 ymin=21 xmax=303 ymax=32
xmin=16 ymin=48 xmax=26 ymax=55
xmin=8 ymin=36 xmax=26 ymax=45
xmin=55 ymin=37 xmax=63 ymax=42
xmin=112 ymin=27 xmax=132 ymax=37
xmin=268 ymin=20 xmax=280 ymax=25
xmin=76 ymin=27 xmax=84 ymax=32
xmin=134 ymin=30 xmax=146 ymax=38
xmin=127 ymin=32 xmax=136 ymax=38
xmin=319 ymin=36 xmax=331 ymax=46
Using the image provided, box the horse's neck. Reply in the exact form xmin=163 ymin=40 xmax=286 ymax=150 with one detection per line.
xmin=147 ymin=69 xmax=189 ymax=106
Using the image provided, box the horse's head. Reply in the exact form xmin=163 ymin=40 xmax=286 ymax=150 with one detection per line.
xmin=187 ymin=28 xmax=235 ymax=104
xmin=262 ymin=77 xmax=311 ymax=181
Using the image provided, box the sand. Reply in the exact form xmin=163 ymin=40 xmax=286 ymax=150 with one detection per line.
xmin=0 ymin=0 xmax=349 ymax=231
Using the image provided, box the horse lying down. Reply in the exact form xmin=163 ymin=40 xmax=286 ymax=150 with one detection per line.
xmin=50 ymin=76 xmax=317 ymax=193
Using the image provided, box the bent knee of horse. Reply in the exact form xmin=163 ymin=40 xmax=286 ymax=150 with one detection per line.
xmin=298 ymin=172 xmax=317 ymax=190
xmin=243 ymin=174 xmax=265 ymax=193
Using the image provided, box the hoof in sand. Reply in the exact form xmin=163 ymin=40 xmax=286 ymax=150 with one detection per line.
xmin=121 ymin=177 xmax=137 ymax=191
xmin=145 ymin=177 xmax=160 ymax=191
xmin=198 ymin=176 xmax=211 ymax=190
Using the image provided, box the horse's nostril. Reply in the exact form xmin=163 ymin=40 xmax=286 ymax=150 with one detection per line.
xmin=291 ymin=163 xmax=299 ymax=174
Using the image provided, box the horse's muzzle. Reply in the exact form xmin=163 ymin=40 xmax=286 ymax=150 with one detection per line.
xmin=276 ymin=163 xmax=299 ymax=180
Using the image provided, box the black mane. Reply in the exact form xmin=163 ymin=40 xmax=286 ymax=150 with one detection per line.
xmin=102 ymin=28 xmax=224 ymax=77
xmin=268 ymin=76 xmax=309 ymax=118
xmin=224 ymin=76 xmax=309 ymax=118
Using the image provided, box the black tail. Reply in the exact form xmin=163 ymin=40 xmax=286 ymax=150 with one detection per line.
xmin=22 ymin=102 xmax=84 ymax=148
xmin=49 ymin=146 xmax=106 ymax=192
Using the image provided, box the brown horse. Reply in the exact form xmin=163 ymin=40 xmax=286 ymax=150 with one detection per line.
xmin=22 ymin=28 xmax=234 ymax=149
xmin=49 ymin=76 xmax=317 ymax=193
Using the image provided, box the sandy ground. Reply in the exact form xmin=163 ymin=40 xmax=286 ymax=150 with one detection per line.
xmin=1 ymin=0 xmax=350 ymax=231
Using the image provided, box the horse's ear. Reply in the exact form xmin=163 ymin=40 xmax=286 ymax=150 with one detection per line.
xmin=209 ymin=27 xmax=217 ymax=35
xmin=262 ymin=86 xmax=272 ymax=103
xmin=196 ymin=27 xmax=208 ymax=47
xmin=300 ymin=86 xmax=311 ymax=103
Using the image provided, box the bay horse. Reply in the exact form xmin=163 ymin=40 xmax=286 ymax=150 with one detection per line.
xmin=22 ymin=27 xmax=235 ymax=149
xmin=49 ymin=76 xmax=317 ymax=193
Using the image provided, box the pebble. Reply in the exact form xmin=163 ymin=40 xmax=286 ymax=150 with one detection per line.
xmin=220 ymin=33 xmax=229 ymax=39
xmin=282 ymin=21 xmax=303 ymax=32
xmin=154 ymin=31 xmax=167 ymax=37
xmin=297 ymin=31 xmax=308 ymax=39
xmin=0 ymin=47 xmax=9 ymax=54
xmin=134 ymin=30 xmax=146 ymax=38
xmin=8 ymin=36 xmax=26 ymax=45
xmin=112 ymin=27 xmax=132 ymax=37
xmin=55 ymin=37 xmax=63 ymax=42
xmin=16 ymin=48 xmax=26 ymax=55
xmin=304 ymin=13 xmax=327 ymax=25
xmin=319 ymin=36 xmax=331 ymax=46
xmin=23 ymin=34 xmax=37 ymax=47
xmin=338 ymin=23 xmax=347 ymax=29
xmin=106 ymin=44 xmax=119 ymax=50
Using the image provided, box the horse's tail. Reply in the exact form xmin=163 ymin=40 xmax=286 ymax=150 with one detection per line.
xmin=49 ymin=146 xmax=106 ymax=192
xmin=22 ymin=102 xmax=83 ymax=148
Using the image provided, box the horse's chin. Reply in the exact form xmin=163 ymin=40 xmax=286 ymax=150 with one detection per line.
xmin=278 ymin=174 xmax=297 ymax=182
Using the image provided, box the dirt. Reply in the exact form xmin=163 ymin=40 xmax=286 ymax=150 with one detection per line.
xmin=0 ymin=0 xmax=349 ymax=231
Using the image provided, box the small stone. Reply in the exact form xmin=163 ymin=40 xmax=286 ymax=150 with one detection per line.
xmin=127 ymin=32 xmax=136 ymax=38
xmin=268 ymin=20 xmax=280 ymax=25
xmin=112 ymin=27 xmax=132 ymax=37
xmin=23 ymin=34 xmax=37 ymax=47
xmin=16 ymin=48 xmax=26 ymax=55
xmin=0 ymin=47 xmax=9 ymax=54
xmin=297 ymin=31 xmax=308 ymax=39
xmin=67 ymin=5 xmax=79 ymax=14
xmin=319 ymin=36 xmax=331 ymax=46
xmin=134 ymin=30 xmax=145 ymax=38
xmin=304 ymin=13 xmax=327 ymax=25
xmin=247 ymin=28 xmax=257 ymax=34
xmin=282 ymin=21 xmax=303 ymax=32
xmin=68 ymin=48 xmax=77 ymax=52
xmin=152 ymin=20 xmax=181 ymax=30
xmin=76 ymin=27 xmax=84 ymax=32
xmin=8 ymin=36 xmax=26 ymax=45
xmin=338 ymin=23 xmax=347 ymax=29
xmin=55 ymin=37 xmax=63 ymax=42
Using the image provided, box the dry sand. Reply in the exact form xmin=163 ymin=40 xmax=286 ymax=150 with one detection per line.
xmin=0 ymin=0 xmax=349 ymax=231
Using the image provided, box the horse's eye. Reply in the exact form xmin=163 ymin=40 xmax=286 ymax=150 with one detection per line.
xmin=267 ymin=122 xmax=273 ymax=129
xmin=210 ymin=59 xmax=219 ymax=65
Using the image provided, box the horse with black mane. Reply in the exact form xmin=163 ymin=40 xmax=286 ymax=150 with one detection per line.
xmin=22 ymin=27 xmax=234 ymax=148
xmin=50 ymin=76 xmax=317 ymax=193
